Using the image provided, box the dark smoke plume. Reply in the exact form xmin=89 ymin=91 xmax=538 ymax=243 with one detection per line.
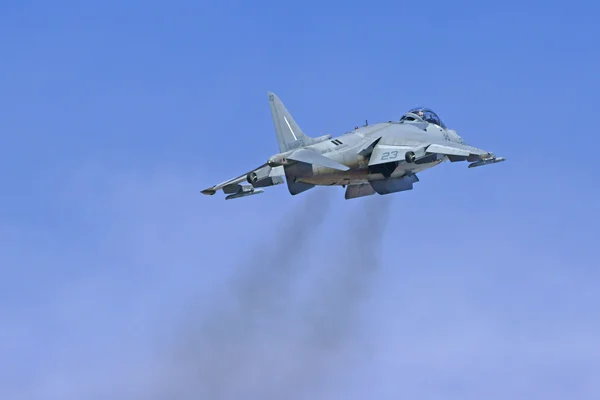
xmin=303 ymin=194 xmax=392 ymax=347
xmin=160 ymin=191 xmax=392 ymax=400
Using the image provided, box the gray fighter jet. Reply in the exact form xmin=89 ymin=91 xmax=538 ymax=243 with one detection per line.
xmin=201 ymin=92 xmax=505 ymax=200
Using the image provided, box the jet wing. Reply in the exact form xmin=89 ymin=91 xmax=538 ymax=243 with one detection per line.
xmin=201 ymin=163 xmax=285 ymax=200
xmin=428 ymin=143 xmax=492 ymax=157
xmin=369 ymin=140 xmax=504 ymax=167
xmin=425 ymin=142 xmax=505 ymax=167
xmin=426 ymin=144 xmax=472 ymax=157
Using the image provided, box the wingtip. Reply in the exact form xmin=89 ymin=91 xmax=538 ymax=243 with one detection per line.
xmin=201 ymin=189 xmax=216 ymax=195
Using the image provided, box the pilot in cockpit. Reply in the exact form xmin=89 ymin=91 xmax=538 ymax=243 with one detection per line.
xmin=417 ymin=108 xmax=445 ymax=127
xmin=403 ymin=107 xmax=447 ymax=129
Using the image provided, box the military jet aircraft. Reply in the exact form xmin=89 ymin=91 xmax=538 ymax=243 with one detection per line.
xmin=201 ymin=92 xmax=505 ymax=200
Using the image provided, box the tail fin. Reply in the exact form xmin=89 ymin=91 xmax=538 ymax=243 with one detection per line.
xmin=268 ymin=92 xmax=315 ymax=152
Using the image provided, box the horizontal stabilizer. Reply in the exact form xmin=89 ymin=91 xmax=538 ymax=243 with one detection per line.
xmin=287 ymin=148 xmax=350 ymax=171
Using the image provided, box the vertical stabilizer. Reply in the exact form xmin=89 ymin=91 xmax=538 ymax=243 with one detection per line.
xmin=268 ymin=92 xmax=315 ymax=152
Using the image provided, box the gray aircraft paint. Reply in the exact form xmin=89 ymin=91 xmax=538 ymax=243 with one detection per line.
xmin=201 ymin=92 xmax=505 ymax=200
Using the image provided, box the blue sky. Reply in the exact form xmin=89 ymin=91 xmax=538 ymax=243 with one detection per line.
xmin=1 ymin=1 xmax=599 ymax=399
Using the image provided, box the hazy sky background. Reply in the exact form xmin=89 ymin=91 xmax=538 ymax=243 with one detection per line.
xmin=1 ymin=1 xmax=599 ymax=399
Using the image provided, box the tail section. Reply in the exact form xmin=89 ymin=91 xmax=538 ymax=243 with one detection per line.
xmin=268 ymin=92 xmax=316 ymax=152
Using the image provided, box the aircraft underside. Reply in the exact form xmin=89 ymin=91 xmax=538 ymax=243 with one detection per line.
xmin=288 ymin=158 xmax=445 ymax=199
xmin=297 ymin=158 xmax=443 ymax=187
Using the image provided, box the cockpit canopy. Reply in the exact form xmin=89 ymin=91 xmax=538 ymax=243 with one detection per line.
xmin=402 ymin=107 xmax=447 ymax=129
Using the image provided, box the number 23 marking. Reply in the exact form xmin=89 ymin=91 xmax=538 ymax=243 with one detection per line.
xmin=381 ymin=150 xmax=399 ymax=161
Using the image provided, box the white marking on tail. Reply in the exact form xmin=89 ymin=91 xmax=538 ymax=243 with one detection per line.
xmin=283 ymin=116 xmax=298 ymax=141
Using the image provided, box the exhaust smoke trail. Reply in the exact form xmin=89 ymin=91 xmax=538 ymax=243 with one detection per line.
xmin=160 ymin=192 xmax=392 ymax=400
xmin=164 ymin=189 xmax=333 ymax=399
xmin=278 ymin=195 xmax=393 ymax=397
xmin=304 ymin=194 xmax=392 ymax=348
